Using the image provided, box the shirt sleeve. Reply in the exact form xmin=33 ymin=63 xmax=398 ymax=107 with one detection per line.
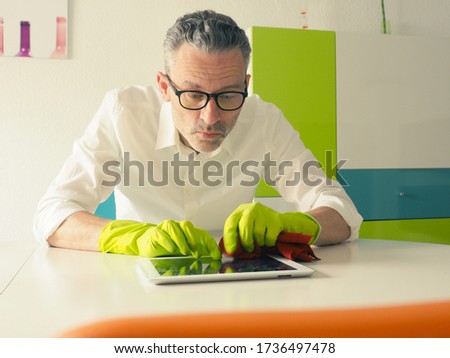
xmin=266 ymin=110 xmax=363 ymax=241
xmin=33 ymin=91 xmax=121 ymax=244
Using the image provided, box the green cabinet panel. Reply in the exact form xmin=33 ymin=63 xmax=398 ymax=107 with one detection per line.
xmin=360 ymin=219 xmax=450 ymax=245
xmin=249 ymin=27 xmax=337 ymax=196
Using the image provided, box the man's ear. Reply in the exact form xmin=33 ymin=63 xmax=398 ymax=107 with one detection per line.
xmin=245 ymin=74 xmax=251 ymax=90
xmin=156 ymin=72 xmax=170 ymax=102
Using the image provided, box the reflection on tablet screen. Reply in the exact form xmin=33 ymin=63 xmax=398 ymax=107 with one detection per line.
xmin=149 ymin=256 xmax=295 ymax=277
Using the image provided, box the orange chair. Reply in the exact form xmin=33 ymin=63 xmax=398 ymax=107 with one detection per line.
xmin=56 ymin=299 xmax=450 ymax=338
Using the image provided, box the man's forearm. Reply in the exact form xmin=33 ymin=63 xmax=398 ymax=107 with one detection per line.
xmin=48 ymin=211 xmax=112 ymax=252
xmin=307 ymin=206 xmax=351 ymax=246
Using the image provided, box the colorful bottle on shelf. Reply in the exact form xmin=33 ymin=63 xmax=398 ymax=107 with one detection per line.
xmin=0 ymin=17 xmax=4 ymax=56
xmin=16 ymin=20 xmax=32 ymax=57
xmin=50 ymin=16 xmax=67 ymax=59
xmin=300 ymin=11 xmax=309 ymax=29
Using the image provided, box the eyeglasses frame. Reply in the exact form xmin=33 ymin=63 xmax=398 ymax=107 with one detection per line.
xmin=165 ymin=74 xmax=248 ymax=111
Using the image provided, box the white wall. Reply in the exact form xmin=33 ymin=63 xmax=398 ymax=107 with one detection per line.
xmin=304 ymin=0 xmax=450 ymax=37
xmin=1 ymin=0 xmax=449 ymax=243
xmin=336 ymin=33 xmax=450 ymax=169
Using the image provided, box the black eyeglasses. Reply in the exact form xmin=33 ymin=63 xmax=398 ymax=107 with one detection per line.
xmin=165 ymin=74 xmax=248 ymax=111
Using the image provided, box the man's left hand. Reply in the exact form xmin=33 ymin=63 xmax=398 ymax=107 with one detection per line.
xmin=223 ymin=202 xmax=321 ymax=255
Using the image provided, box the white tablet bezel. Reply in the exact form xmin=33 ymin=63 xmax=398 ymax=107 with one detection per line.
xmin=136 ymin=254 xmax=314 ymax=285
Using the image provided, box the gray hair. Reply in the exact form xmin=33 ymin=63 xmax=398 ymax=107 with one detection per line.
xmin=163 ymin=10 xmax=251 ymax=72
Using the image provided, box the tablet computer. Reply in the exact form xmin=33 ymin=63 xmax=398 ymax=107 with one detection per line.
xmin=136 ymin=255 xmax=314 ymax=285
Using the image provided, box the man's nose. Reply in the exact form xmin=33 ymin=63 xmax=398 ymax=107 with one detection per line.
xmin=200 ymin=98 xmax=221 ymax=125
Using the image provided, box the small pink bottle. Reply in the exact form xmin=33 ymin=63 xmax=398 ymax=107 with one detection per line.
xmin=0 ymin=17 xmax=4 ymax=56
xmin=50 ymin=16 xmax=67 ymax=59
xmin=16 ymin=20 xmax=32 ymax=57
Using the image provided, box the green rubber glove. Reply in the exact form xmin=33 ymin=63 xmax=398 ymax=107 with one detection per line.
xmin=223 ymin=202 xmax=321 ymax=254
xmin=99 ymin=219 xmax=222 ymax=260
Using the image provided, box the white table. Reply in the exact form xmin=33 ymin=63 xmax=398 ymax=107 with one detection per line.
xmin=0 ymin=241 xmax=36 ymax=295
xmin=1 ymin=238 xmax=450 ymax=337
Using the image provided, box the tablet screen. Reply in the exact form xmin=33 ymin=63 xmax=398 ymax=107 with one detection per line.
xmin=149 ymin=255 xmax=296 ymax=277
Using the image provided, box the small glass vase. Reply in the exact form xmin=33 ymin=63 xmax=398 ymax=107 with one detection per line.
xmin=16 ymin=21 xmax=32 ymax=57
xmin=50 ymin=16 xmax=67 ymax=59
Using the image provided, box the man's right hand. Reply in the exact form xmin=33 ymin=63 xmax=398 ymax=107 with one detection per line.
xmin=98 ymin=219 xmax=222 ymax=260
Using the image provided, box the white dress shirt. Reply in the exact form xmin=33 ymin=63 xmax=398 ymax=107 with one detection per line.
xmin=33 ymin=86 xmax=362 ymax=244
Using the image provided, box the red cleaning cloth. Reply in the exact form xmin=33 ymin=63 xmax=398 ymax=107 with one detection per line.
xmin=219 ymin=232 xmax=320 ymax=262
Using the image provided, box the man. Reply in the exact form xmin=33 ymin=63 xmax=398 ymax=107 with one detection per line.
xmin=33 ymin=10 xmax=362 ymax=260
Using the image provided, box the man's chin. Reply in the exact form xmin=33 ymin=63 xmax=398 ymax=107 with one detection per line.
xmin=193 ymin=139 xmax=223 ymax=153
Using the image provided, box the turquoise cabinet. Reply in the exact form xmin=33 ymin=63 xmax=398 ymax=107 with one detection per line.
xmin=95 ymin=192 xmax=116 ymax=219
xmin=339 ymin=169 xmax=450 ymax=220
